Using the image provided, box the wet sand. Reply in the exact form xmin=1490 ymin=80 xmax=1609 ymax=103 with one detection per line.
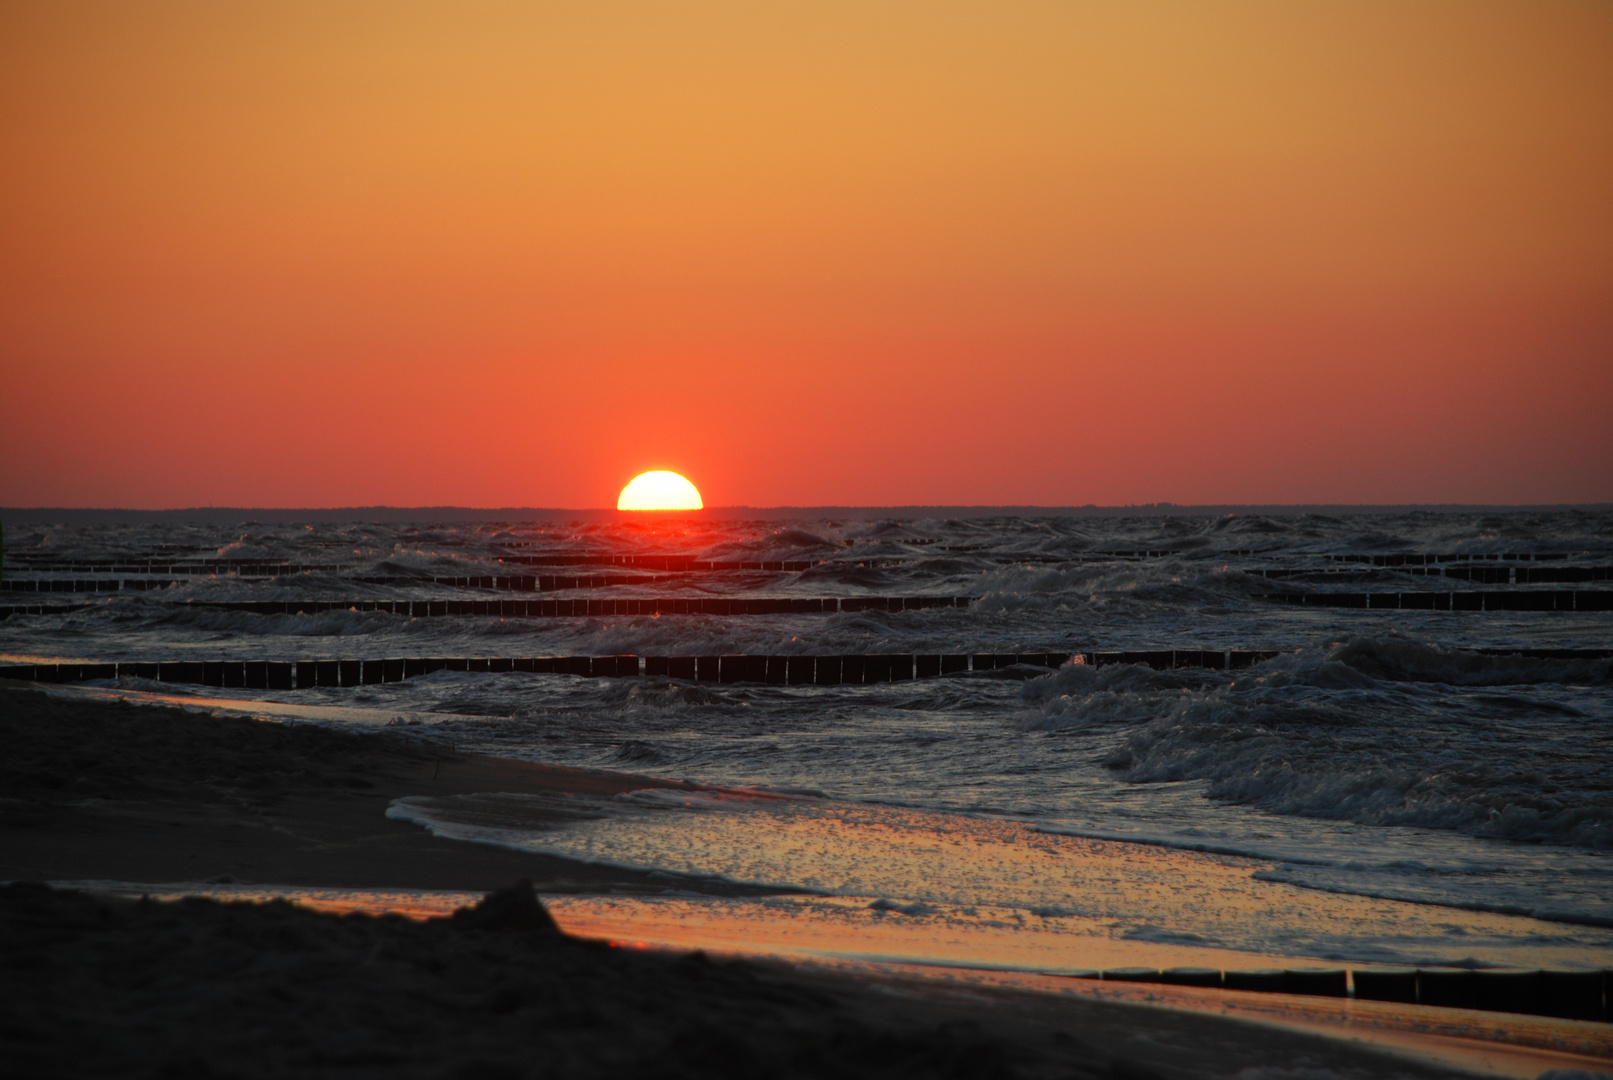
xmin=3 ymin=878 xmax=1494 ymax=1080
xmin=0 ymin=683 xmax=777 ymax=896
xmin=0 ymin=683 xmax=1546 ymax=1076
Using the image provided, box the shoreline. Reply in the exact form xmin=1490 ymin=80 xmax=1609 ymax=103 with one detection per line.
xmin=0 ymin=682 xmax=780 ymax=897
xmin=5 ymin=682 xmax=1610 ymax=1076
xmin=4 ymin=879 xmax=1516 ymax=1080
xmin=53 ymin=877 xmax=1613 ymax=1072
xmin=9 ymin=682 xmax=1611 ymax=966
xmin=13 ymin=683 xmax=1613 ymax=935
xmin=5 ymin=503 xmax=1610 ymax=526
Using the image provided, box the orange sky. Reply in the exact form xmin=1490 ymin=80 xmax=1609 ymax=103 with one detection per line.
xmin=2 ymin=1 xmax=1610 ymax=509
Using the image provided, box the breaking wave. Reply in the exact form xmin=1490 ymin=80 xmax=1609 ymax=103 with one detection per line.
xmin=1020 ymin=638 xmax=1613 ymax=849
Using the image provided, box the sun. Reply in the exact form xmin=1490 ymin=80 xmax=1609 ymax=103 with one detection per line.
xmin=617 ymin=470 xmax=703 ymax=511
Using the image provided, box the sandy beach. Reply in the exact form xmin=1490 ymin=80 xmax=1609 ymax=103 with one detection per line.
xmin=7 ymin=0 xmax=1612 ymax=1070
xmin=5 ymin=877 xmax=1497 ymax=1080
xmin=0 ymin=683 xmax=780 ymax=896
xmin=0 ymin=682 xmax=1515 ymax=1078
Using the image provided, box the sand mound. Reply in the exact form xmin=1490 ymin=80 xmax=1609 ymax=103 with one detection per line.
xmin=0 ymin=881 xmax=1474 ymax=1080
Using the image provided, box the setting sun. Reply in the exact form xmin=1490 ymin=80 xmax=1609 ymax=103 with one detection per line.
xmin=617 ymin=471 xmax=703 ymax=512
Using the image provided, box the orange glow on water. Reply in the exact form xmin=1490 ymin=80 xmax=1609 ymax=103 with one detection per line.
xmin=618 ymin=471 xmax=703 ymax=511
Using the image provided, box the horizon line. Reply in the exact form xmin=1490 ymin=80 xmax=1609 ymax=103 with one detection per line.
xmin=3 ymin=501 xmax=1610 ymax=525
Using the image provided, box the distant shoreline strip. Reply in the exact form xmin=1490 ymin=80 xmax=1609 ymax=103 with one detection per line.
xmin=1082 ymin=967 xmax=1610 ymax=1024
xmin=5 ymin=647 xmax=1610 ymax=690
xmin=1268 ymin=591 xmax=1613 ymax=611
xmin=7 ymin=564 xmax=1609 ymax=591
xmin=8 ymin=589 xmax=1613 ymax=618
xmin=0 ymin=596 xmax=973 ymax=617
xmin=3 ymin=503 xmax=1611 ymax=526
xmin=6 ymin=551 xmax=1609 ymax=578
xmin=1 ymin=652 xmax=1071 ymax=689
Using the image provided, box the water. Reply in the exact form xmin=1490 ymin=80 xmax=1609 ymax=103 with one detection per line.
xmin=5 ymin=510 xmax=1611 ymax=968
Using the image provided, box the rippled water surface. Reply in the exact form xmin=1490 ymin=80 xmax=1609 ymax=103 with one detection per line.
xmin=5 ymin=510 xmax=1611 ymax=965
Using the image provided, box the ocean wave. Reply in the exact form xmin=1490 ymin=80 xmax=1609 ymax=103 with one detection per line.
xmin=758 ymin=528 xmax=841 ymax=552
xmin=146 ymin=604 xmax=396 ymax=639
xmin=971 ymin=562 xmax=1279 ymax=616
xmin=1019 ymin=640 xmax=1613 ymax=849
xmin=1249 ymin=866 xmax=1613 ymax=929
xmin=13 ymin=510 xmax=1613 ymax=952
xmin=1328 ymin=635 xmax=1612 ymax=686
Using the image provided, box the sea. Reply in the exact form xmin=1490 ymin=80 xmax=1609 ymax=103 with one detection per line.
xmin=4 ymin=509 xmax=1611 ymax=973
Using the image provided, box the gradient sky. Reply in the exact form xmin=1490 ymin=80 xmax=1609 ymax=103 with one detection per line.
xmin=2 ymin=1 xmax=1610 ymax=509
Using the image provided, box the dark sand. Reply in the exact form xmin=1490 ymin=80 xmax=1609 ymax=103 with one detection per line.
xmin=0 ymin=684 xmax=1477 ymax=1078
xmin=0 ymin=684 xmax=776 ymax=895
xmin=2 ymin=881 xmax=1486 ymax=1080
